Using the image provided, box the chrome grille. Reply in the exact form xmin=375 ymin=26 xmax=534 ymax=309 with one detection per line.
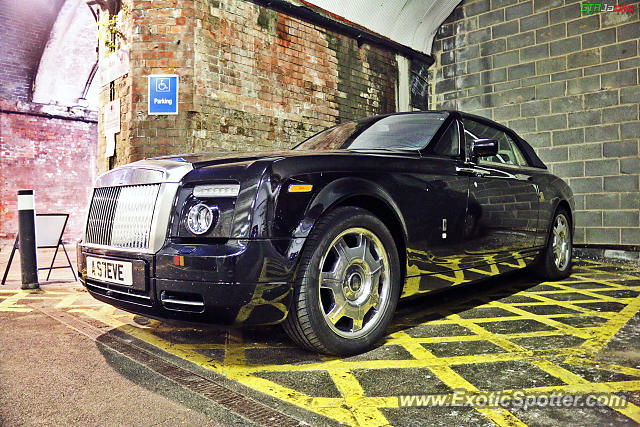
xmin=85 ymin=187 xmax=120 ymax=245
xmin=85 ymin=184 xmax=160 ymax=250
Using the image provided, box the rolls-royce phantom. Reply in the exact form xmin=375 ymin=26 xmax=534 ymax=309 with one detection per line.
xmin=78 ymin=111 xmax=574 ymax=355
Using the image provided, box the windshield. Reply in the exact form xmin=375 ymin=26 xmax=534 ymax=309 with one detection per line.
xmin=293 ymin=112 xmax=449 ymax=151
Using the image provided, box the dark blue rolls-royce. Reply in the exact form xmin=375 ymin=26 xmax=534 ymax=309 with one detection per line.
xmin=78 ymin=111 xmax=573 ymax=355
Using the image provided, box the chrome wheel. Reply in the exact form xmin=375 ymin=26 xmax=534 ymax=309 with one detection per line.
xmin=552 ymin=213 xmax=570 ymax=270
xmin=318 ymin=228 xmax=391 ymax=338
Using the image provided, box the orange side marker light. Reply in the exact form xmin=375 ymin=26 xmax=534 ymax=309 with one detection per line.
xmin=288 ymin=184 xmax=313 ymax=193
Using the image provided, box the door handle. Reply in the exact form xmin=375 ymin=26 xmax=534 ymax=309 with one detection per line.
xmin=456 ymin=166 xmax=490 ymax=177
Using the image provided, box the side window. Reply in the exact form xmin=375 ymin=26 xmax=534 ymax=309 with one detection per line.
xmin=428 ymin=120 xmax=460 ymax=157
xmin=462 ymin=119 xmax=528 ymax=166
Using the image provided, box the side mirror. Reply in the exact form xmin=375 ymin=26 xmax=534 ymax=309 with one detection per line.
xmin=471 ymin=139 xmax=498 ymax=160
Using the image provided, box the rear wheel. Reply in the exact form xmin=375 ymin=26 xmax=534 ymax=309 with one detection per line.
xmin=282 ymin=207 xmax=401 ymax=355
xmin=534 ymin=208 xmax=572 ymax=280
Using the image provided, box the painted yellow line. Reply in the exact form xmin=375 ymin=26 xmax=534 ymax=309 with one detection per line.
xmin=328 ymin=369 xmax=390 ymax=426
xmin=531 ymin=359 xmax=640 ymax=423
xmin=466 ymin=380 xmax=640 ymax=396
xmin=487 ymin=300 xmax=601 ymax=340
xmin=0 ymin=291 xmax=32 ymax=312
xmin=171 ymin=342 xmax=299 ymax=350
xmin=508 ymin=298 xmax=637 ymax=306
xmin=397 ymin=332 xmax=526 ymax=427
xmin=513 ymin=290 xmax=627 ymax=319
xmin=384 ymin=329 xmax=567 ymax=344
xmin=564 ymin=356 xmax=640 ymax=378
xmin=54 ymin=294 xmax=80 ymax=309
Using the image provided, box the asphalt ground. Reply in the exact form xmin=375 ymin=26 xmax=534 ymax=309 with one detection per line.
xmin=1 ymin=244 xmax=640 ymax=426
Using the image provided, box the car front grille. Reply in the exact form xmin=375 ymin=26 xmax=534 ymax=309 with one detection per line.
xmin=85 ymin=184 xmax=160 ymax=250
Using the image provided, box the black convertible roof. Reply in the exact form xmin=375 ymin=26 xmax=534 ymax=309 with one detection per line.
xmin=364 ymin=110 xmax=547 ymax=169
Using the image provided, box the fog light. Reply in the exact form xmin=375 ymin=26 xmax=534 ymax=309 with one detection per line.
xmin=186 ymin=203 xmax=214 ymax=235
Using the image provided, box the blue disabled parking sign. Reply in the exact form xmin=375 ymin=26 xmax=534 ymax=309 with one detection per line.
xmin=148 ymin=75 xmax=178 ymax=115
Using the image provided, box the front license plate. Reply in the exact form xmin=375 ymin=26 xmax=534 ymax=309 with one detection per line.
xmin=86 ymin=256 xmax=133 ymax=286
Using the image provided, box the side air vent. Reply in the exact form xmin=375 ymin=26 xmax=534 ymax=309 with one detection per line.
xmin=160 ymin=290 xmax=205 ymax=313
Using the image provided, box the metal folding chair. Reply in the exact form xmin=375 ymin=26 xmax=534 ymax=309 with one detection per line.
xmin=1 ymin=213 xmax=77 ymax=285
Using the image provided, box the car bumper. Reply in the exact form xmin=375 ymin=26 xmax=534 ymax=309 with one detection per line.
xmin=77 ymin=238 xmax=305 ymax=325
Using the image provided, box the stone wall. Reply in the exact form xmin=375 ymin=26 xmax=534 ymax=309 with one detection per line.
xmin=100 ymin=0 xmax=399 ymax=171
xmin=0 ymin=100 xmax=97 ymax=241
xmin=431 ymin=0 xmax=640 ymax=247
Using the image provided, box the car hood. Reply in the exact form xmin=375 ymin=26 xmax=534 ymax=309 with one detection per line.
xmin=151 ymin=149 xmax=420 ymax=168
xmin=94 ymin=149 xmax=420 ymax=187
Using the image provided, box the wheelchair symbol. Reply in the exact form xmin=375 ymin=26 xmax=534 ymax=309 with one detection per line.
xmin=156 ymin=78 xmax=170 ymax=92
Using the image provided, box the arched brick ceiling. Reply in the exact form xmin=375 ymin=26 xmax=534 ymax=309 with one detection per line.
xmin=301 ymin=0 xmax=463 ymax=55
xmin=0 ymin=0 xmax=64 ymax=101
xmin=0 ymin=0 xmax=96 ymax=109
xmin=32 ymin=0 xmax=98 ymax=109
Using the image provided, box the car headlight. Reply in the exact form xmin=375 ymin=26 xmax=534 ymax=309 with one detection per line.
xmin=186 ymin=203 xmax=215 ymax=235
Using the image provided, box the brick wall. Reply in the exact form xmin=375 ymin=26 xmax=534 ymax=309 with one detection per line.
xmin=0 ymin=99 xmax=97 ymax=242
xmin=431 ymin=0 xmax=640 ymax=247
xmin=0 ymin=0 xmax=64 ymax=101
xmin=101 ymin=0 xmax=399 ymax=171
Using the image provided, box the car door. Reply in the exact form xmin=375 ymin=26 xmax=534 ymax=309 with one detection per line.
xmin=403 ymin=117 xmax=471 ymax=280
xmin=457 ymin=117 xmax=540 ymax=265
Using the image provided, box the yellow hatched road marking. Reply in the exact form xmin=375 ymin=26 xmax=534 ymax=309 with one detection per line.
xmin=530 ymin=358 xmax=640 ymax=423
xmin=7 ymin=262 xmax=640 ymax=427
xmin=488 ymin=301 xmax=600 ymax=339
xmin=78 ymin=262 xmax=640 ymax=426
xmin=398 ymin=332 xmax=526 ymax=427
xmin=78 ymin=308 xmax=366 ymax=425
xmin=0 ymin=291 xmax=33 ymax=312
xmin=328 ymin=369 xmax=390 ymax=426
xmin=54 ymin=293 xmax=80 ymax=309
xmin=564 ymin=356 xmax=640 ymax=378
xmin=581 ymin=289 xmax=640 ymax=353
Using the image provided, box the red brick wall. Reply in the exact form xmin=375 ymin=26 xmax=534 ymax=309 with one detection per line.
xmin=0 ymin=100 xmax=97 ymax=242
xmin=102 ymin=0 xmax=399 ymax=171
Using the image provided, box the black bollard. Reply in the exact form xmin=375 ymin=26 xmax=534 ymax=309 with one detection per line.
xmin=18 ymin=190 xmax=39 ymax=289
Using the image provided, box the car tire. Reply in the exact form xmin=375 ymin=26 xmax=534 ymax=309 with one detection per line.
xmin=534 ymin=207 xmax=573 ymax=280
xmin=282 ymin=206 xmax=401 ymax=355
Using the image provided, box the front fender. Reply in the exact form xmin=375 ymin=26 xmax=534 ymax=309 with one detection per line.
xmin=290 ymin=177 xmax=408 ymax=241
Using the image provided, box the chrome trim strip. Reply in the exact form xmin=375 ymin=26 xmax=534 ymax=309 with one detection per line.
xmin=85 ymin=281 xmax=151 ymax=300
xmin=455 ymin=166 xmax=491 ymax=177
xmin=160 ymin=297 xmax=205 ymax=307
xmin=95 ymin=159 xmax=193 ymax=188
xmin=149 ymin=182 xmax=180 ymax=253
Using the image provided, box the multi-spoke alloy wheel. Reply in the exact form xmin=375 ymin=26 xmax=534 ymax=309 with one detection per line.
xmin=318 ymin=228 xmax=390 ymax=338
xmin=534 ymin=207 xmax=572 ymax=280
xmin=282 ymin=206 xmax=401 ymax=355
xmin=552 ymin=214 xmax=570 ymax=271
